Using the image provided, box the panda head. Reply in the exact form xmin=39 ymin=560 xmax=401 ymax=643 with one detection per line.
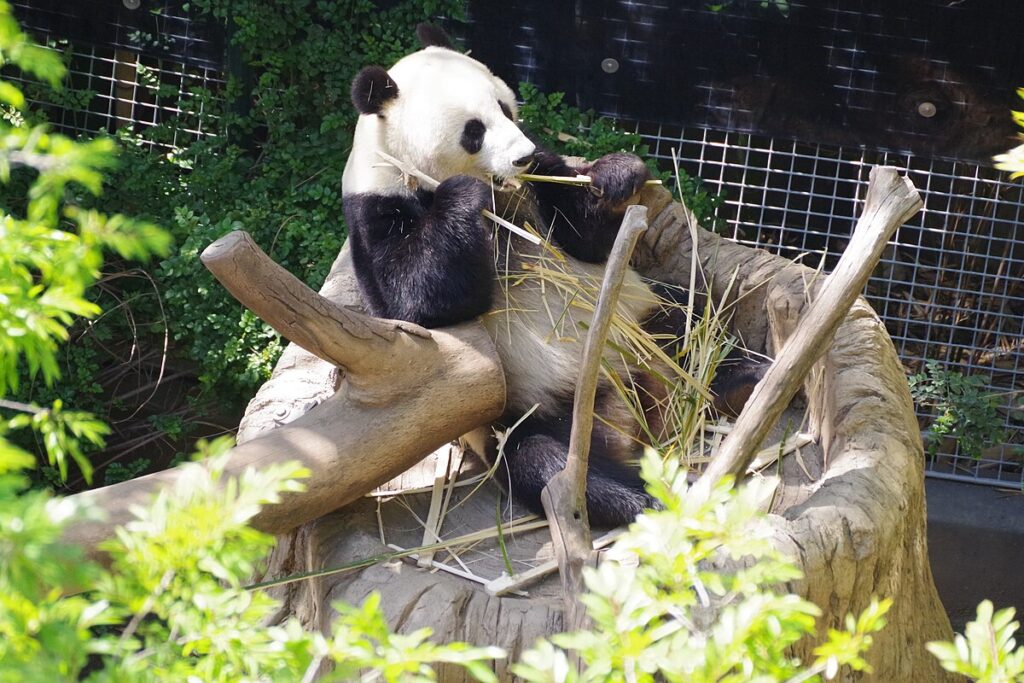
xmin=348 ymin=24 xmax=537 ymax=186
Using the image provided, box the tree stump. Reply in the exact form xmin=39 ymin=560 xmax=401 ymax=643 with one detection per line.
xmin=233 ymin=181 xmax=953 ymax=681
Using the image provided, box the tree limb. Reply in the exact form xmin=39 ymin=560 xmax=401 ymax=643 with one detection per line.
xmin=63 ymin=233 xmax=506 ymax=564
xmin=540 ymin=205 xmax=649 ymax=623
xmin=202 ymin=230 xmax=441 ymax=403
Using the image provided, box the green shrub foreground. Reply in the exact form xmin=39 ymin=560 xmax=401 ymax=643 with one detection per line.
xmin=2 ymin=1 xmax=1024 ymax=681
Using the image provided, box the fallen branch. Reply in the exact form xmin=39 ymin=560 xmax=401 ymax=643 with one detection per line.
xmin=697 ymin=166 xmax=922 ymax=489
xmin=485 ymin=529 xmax=624 ymax=597
xmin=62 ymin=235 xmax=506 ymax=564
xmin=539 ymin=204 xmax=649 ymax=626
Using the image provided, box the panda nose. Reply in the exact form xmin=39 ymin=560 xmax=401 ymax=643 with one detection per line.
xmin=512 ymin=152 xmax=537 ymax=168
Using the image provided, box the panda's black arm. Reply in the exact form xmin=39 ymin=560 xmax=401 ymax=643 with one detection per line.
xmin=529 ymin=150 xmax=652 ymax=264
xmin=344 ymin=176 xmax=495 ymax=328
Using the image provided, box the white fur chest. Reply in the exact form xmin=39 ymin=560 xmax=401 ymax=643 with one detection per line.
xmin=481 ymin=244 xmax=658 ymax=418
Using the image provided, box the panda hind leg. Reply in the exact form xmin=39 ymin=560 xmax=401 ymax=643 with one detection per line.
xmin=499 ymin=418 xmax=653 ymax=528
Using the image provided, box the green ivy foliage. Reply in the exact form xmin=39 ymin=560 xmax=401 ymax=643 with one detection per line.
xmin=0 ymin=0 xmax=170 ymax=484
xmin=3 ymin=1 xmax=466 ymax=473
xmin=105 ymin=1 xmax=463 ymax=395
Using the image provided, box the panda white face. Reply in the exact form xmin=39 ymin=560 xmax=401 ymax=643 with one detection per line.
xmin=350 ymin=47 xmax=537 ymax=188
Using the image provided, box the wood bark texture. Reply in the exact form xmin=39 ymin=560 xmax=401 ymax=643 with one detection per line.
xmin=632 ymin=179 xmax=955 ymax=682
xmin=540 ymin=204 xmax=648 ymax=634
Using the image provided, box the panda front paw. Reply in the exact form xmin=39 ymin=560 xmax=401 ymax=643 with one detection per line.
xmin=434 ymin=174 xmax=491 ymax=217
xmin=580 ymin=152 xmax=652 ymax=208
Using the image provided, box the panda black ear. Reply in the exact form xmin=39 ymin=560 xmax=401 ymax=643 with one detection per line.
xmin=351 ymin=66 xmax=399 ymax=116
xmin=416 ymin=22 xmax=454 ymax=49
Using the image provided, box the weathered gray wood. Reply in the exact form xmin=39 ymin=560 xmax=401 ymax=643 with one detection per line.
xmin=697 ymin=166 xmax=922 ymax=489
xmin=540 ymin=204 xmax=648 ymax=633
xmin=632 ymin=181 xmax=955 ymax=682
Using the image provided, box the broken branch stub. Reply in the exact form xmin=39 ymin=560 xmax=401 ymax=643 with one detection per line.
xmin=61 ymin=232 xmax=506 ymax=564
xmin=698 ymin=166 xmax=922 ymax=489
xmin=201 ymin=230 xmax=440 ymax=400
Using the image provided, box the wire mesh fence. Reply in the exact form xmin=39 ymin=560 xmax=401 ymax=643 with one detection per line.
xmin=9 ymin=0 xmax=224 ymax=147
xmin=467 ymin=0 xmax=1021 ymax=163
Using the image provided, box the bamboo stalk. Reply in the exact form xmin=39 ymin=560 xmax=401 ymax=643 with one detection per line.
xmin=518 ymin=172 xmax=663 ymax=187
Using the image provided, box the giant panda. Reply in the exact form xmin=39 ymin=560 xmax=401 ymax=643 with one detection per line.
xmin=342 ymin=24 xmax=757 ymax=526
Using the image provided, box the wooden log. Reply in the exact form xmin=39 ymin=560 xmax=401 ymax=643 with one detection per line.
xmin=631 ymin=179 xmax=956 ymax=682
xmin=62 ymin=234 xmax=506 ymax=563
xmin=697 ymin=166 xmax=922 ymax=489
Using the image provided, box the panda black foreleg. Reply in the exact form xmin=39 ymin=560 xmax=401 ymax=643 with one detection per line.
xmin=530 ymin=150 xmax=652 ymax=264
xmin=345 ymin=175 xmax=495 ymax=328
xmin=499 ymin=414 xmax=654 ymax=528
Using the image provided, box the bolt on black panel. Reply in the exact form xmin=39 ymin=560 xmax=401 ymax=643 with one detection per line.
xmin=466 ymin=0 xmax=1023 ymax=163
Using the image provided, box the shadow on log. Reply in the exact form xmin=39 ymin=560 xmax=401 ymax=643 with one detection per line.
xmin=63 ymin=168 xmax=955 ymax=681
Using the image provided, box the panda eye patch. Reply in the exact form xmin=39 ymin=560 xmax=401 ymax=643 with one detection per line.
xmin=461 ymin=118 xmax=486 ymax=154
xmin=499 ymin=100 xmax=514 ymax=121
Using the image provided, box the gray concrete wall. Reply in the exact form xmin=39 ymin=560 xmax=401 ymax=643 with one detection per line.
xmin=926 ymin=478 xmax=1024 ymax=631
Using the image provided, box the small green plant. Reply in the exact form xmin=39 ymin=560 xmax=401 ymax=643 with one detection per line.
xmin=993 ymin=88 xmax=1024 ymax=179
xmin=928 ymin=601 xmax=1024 ymax=683
xmin=103 ymin=456 xmax=150 ymax=484
xmin=707 ymin=0 xmax=791 ymax=16
xmin=514 ymin=456 xmax=892 ymax=683
xmin=517 ymin=82 xmax=727 ymax=231
xmin=908 ymin=360 xmax=1006 ymax=459
xmin=0 ymin=0 xmax=170 ymax=482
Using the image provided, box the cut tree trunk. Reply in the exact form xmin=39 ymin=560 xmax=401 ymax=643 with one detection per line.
xmin=63 ymin=171 xmax=954 ymax=681
xmin=633 ymin=184 xmax=955 ymax=682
